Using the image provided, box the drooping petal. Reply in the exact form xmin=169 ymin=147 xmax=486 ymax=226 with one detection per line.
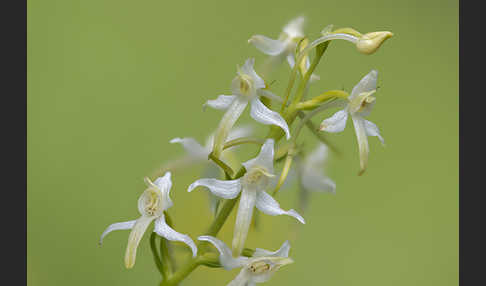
xmin=283 ymin=16 xmax=305 ymax=39
xmin=319 ymin=109 xmax=348 ymax=133
xmin=125 ymin=216 xmax=155 ymax=269
xmin=242 ymin=139 xmax=275 ymax=174
xmin=170 ymin=137 xmax=209 ymax=160
xmin=248 ymin=35 xmax=287 ymax=56
xmin=227 ymin=268 xmax=252 ymax=286
xmin=240 ymin=58 xmax=266 ymax=89
xmin=99 ymin=220 xmax=136 ymax=245
xmin=187 ymin=178 xmax=242 ymax=199
xmin=253 ymin=240 xmax=290 ymax=258
xmin=255 ymin=191 xmax=305 ymax=224
xmin=249 ymin=98 xmax=291 ymax=139
xmin=198 ymin=235 xmax=248 ymax=270
xmin=352 ymin=115 xmax=369 ymax=175
xmin=364 ymin=119 xmax=385 ymax=145
xmin=232 ymin=188 xmax=258 ymax=256
xmin=212 ymin=98 xmax=249 ymax=157
xmin=204 ymin=95 xmax=237 ymax=110
xmin=350 ymin=70 xmax=378 ymax=100
xmin=154 ymin=215 xmax=197 ymax=257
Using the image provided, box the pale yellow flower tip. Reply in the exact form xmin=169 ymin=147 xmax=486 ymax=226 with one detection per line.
xmin=356 ymin=31 xmax=393 ymax=55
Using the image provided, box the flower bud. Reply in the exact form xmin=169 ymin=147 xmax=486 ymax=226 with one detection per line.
xmin=356 ymin=31 xmax=393 ymax=54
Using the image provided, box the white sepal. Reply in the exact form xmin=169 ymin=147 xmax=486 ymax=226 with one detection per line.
xmin=364 ymin=119 xmax=385 ymax=145
xmin=248 ymin=35 xmax=287 ymax=56
xmin=319 ymin=109 xmax=348 ymax=133
xmin=187 ymin=178 xmax=242 ymax=199
xmin=204 ymin=95 xmax=237 ymax=110
xmin=152 ymin=172 xmax=173 ymax=211
xmin=253 ymin=240 xmax=290 ymax=258
xmin=99 ymin=220 xmax=136 ymax=245
xmin=255 ymin=191 xmax=305 ymax=224
xmin=242 ymin=139 xmax=275 ymax=174
xmin=154 ymin=215 xmax=197 ymax=257
xmin=249 ymin=98 xmax=291 ymax=139
xmin=170 ymin=137 xmax=208 ymax=159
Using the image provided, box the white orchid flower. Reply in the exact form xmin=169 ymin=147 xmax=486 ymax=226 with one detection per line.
xmin=188 ymin=139 xmax=304 ymax=256
xmin=319 ymin=70 xmax=385 ymax=175
xmin=207 ymin=58 xmax=291 ymax=157
xmin=248 ymin=16 xmax=305 ymax=69
xmin=99 ymin=172 xmax=197 ymax=269
xmin=198 ymin=236 xmax=294 ymax=286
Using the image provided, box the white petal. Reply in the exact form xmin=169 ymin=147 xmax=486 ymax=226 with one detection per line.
xmin=232 ymin=188 xmax=257 ymax=256
xmin=203 ymin=95 xmax=237 ymax=110
xmin=249 ymin=35 xmax=287 ymax=56
xmin=154 ymin=215 xmax=197 ymax=257
xmin=187 ymin=178 xmax=242 ymax=199
xmin=253 ymin=240 xmax=290 ymax=258
xmin=242 ymin=139 xmax=275 ymax=174
xmin=319 ymin=109 xmax=348 ymax=133
xmin=248 ymin=257 xmax=294 ymax=283
xmin=170 ymin=137 xmax=208 ymax=160
xmin=249 ymin=98 xmax=291 ymax=139
xmin=198 ymin=235 xmax=247 ymax=270
xmin=283 ymin=16 xmax=305 ymax=39
xmin=212 ymin=98 xmax=249 ymax=157
xmin=364 ymin=119 xmax=385 ymax=145
xmin=228 ymin=268 xmax=252 ymax=286
xmin=125 ymin=216 xmax=155 ymax=268
xmin=99 ymin=220 xmax=136 ymax=245
xmin=152 ymin=172 xmax=174 ymax=211
xmin=352 ymin=115 xmax=369 ymax=175
xmin=240 ymin=58 xmax=266 ymax=89
xmin=350 ymin=70 xmax=378 ymax=100
xmin=255 ymin=191 xmax=305 ymax=224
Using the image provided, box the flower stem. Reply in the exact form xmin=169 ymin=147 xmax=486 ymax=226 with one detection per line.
xmin=150 ymin=232 xmax=164 ymax=277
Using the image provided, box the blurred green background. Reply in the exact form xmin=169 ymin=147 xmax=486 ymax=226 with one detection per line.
xmin=27 ymin=0 xmax=458 ymax=285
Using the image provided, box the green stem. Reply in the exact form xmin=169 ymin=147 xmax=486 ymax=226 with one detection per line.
xmin=150 ymin=232 xmax=164 ymax=277
xmin=223 ymin=137 xmax=265 ymax=150
xmin=208 ymin=152 xmax=234 ymax=178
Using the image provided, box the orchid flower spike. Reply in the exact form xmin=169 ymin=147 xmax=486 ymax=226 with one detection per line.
xmin=99 ymin=172 xmax=197 ymax=269
xmin=188 ymin=139 xmax=304 ymax=256
xmin=319 ymin=70 xmax=385 ymax=175
xmin=206 ymin=58 xmax=291 ymax=157
xmin=198 ymin=236 xmax=294 ymax=286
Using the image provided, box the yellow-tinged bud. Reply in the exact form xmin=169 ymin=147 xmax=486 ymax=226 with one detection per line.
xmin=356 ymin=31 xmax=393 ymax=54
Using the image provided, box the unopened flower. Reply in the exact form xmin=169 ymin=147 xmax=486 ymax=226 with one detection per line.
xmin=319 ymin=70 xmax=385 ymax=175
xmin=99 ymin=172 xmax=197 ymax=268
xmin=356 ymin=31 xmax=394 ymax=55
xmin=188 ymin=139 xmax=304 ymax=256
xmin=207 ymin=58 xmax=290 ymax=157
xmin=198 ymin=235 xmax=293 ymax=286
